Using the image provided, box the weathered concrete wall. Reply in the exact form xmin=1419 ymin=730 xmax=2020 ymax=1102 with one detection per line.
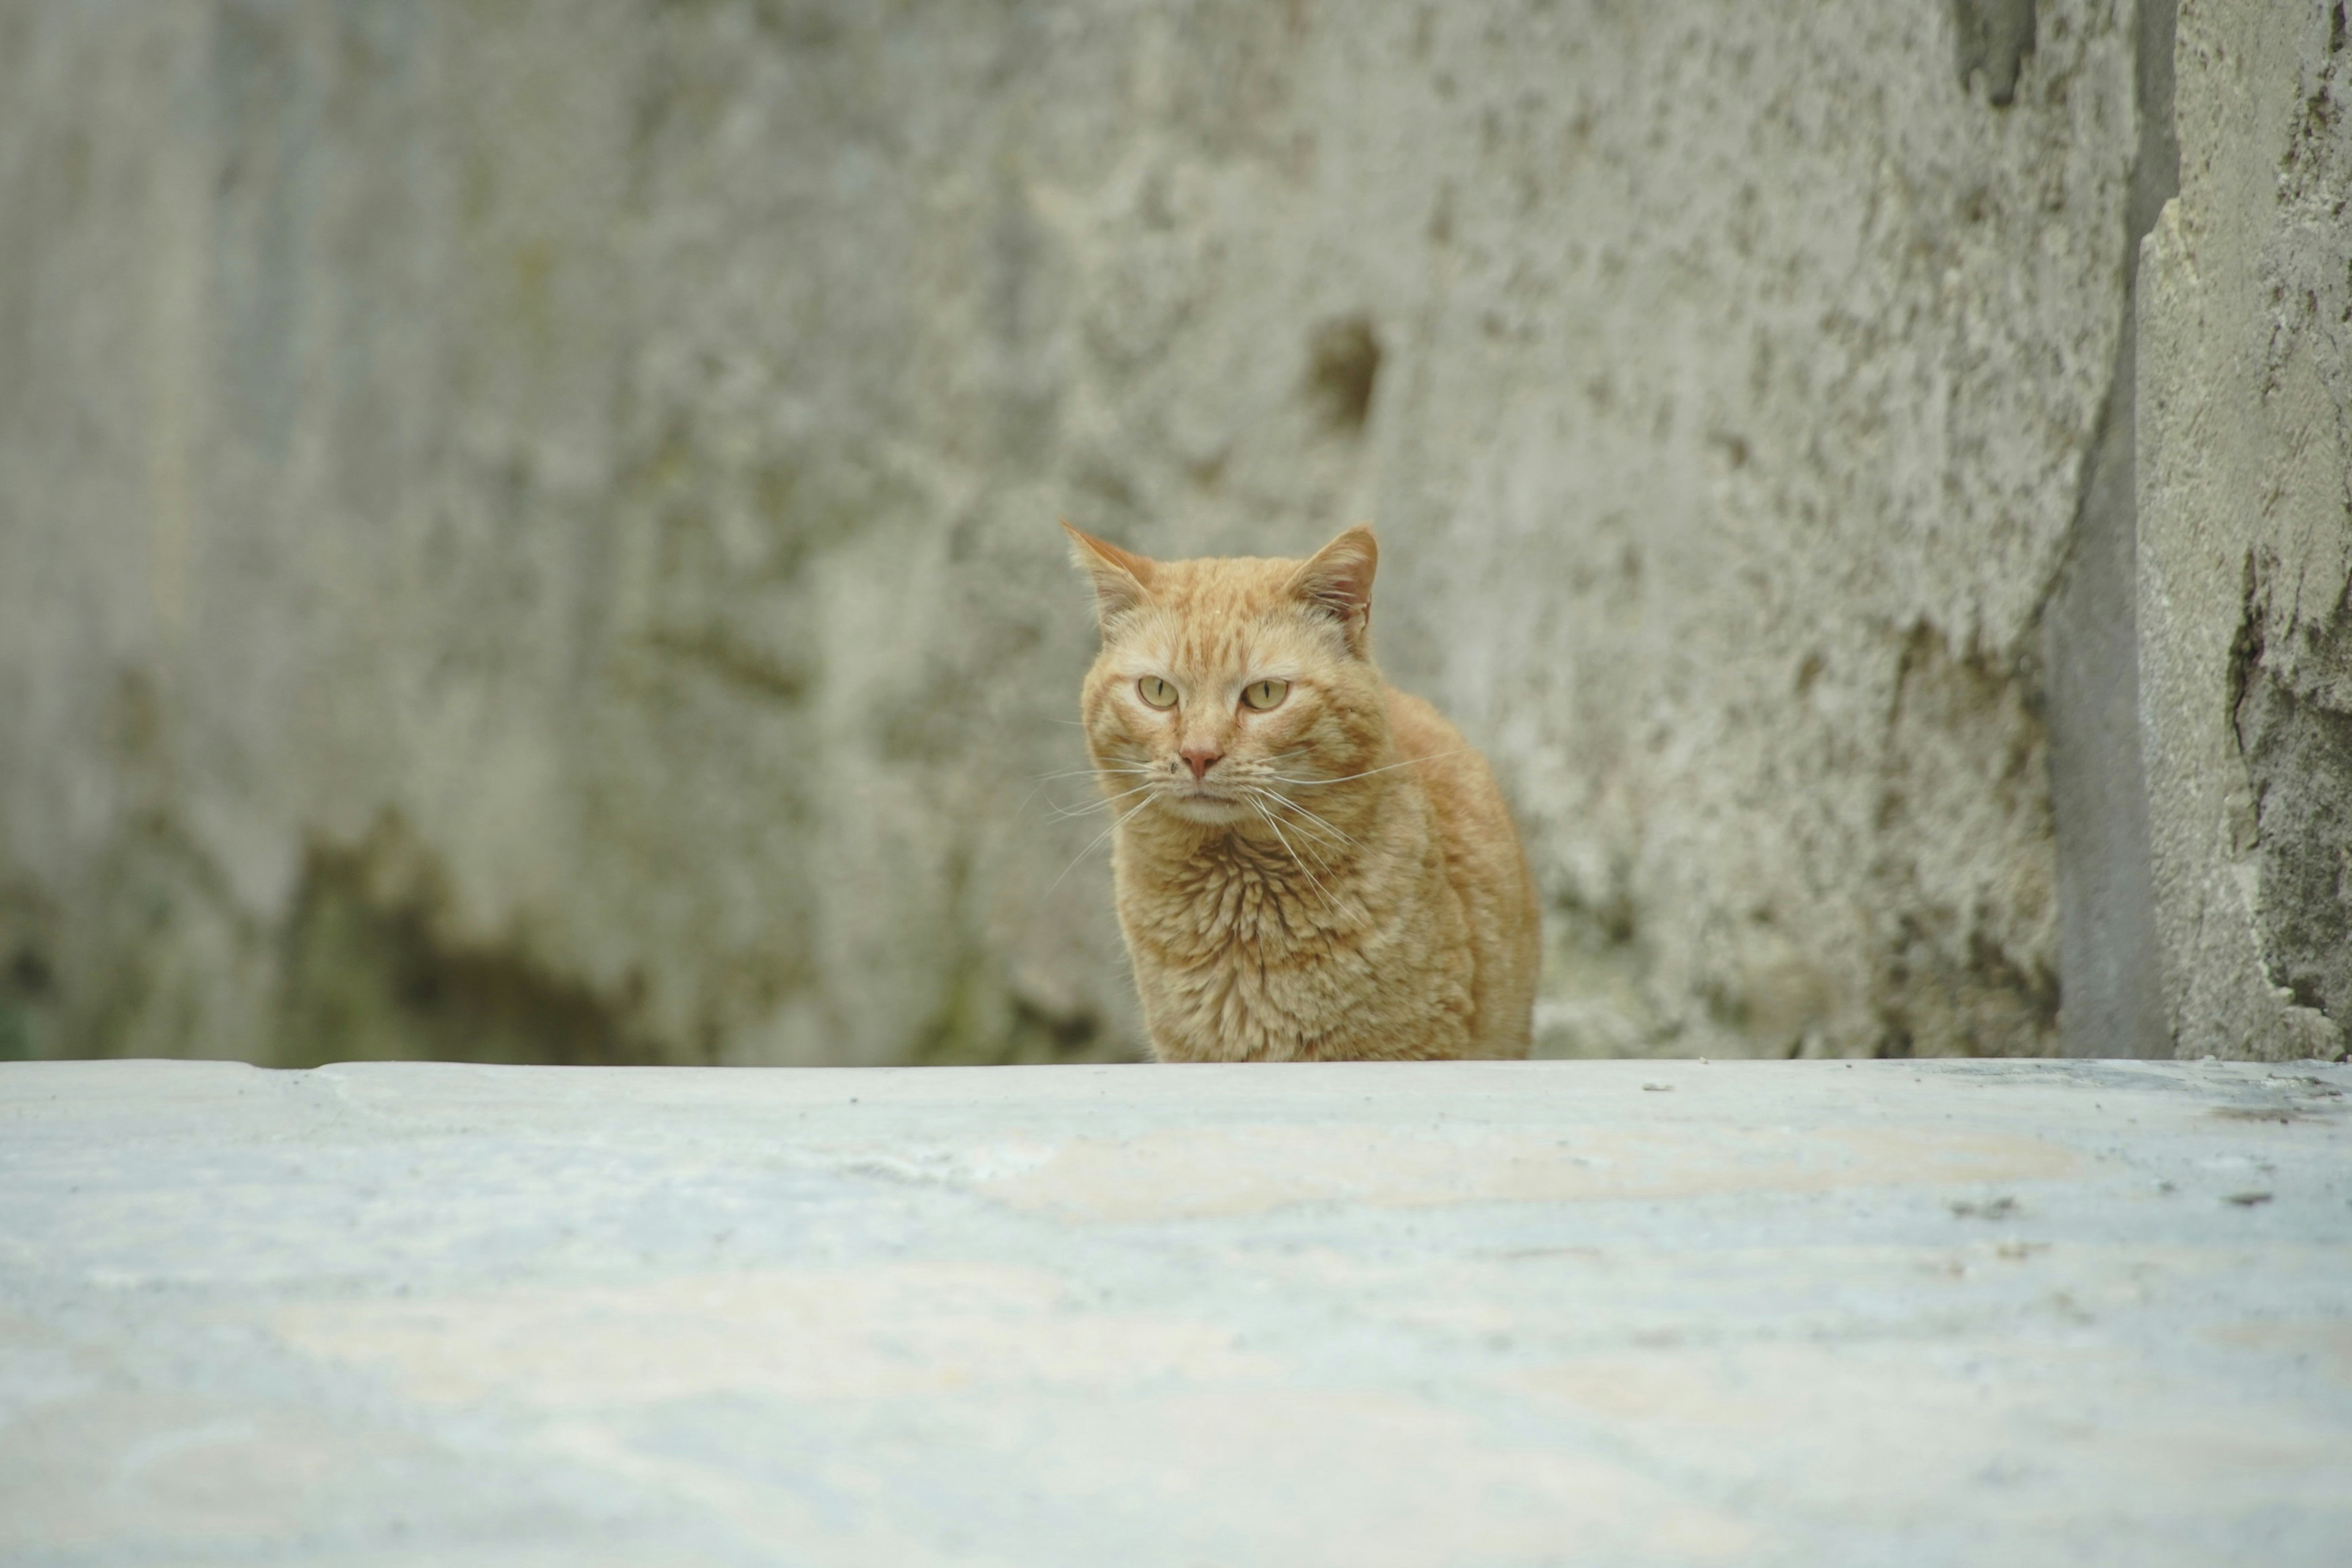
xmin=2138 ymin=0 xmax=2352 ymax=1062
xmin=0 ymin=2 xmax=2167 ymax=1065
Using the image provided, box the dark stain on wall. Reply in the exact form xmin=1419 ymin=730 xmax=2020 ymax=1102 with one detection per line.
xmin=1306 ymin=314 xmax=1382 ymax=435
xmin=274 ymin=815 xmax=657 ymax=1068
xmin=1951 ymin=0 xmax=2037 ymax=108
xmin=0 ymin=883 xmax=58 ymax=1061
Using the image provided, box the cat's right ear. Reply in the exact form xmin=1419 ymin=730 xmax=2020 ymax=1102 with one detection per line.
xmin=1289 ymin=524 xmax=1378 ymax=656
xmin=1063 ymin=521 xmax=1156 ymax=633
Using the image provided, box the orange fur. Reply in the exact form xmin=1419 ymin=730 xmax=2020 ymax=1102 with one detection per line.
xmin=1067 ymin=523 xmax=1540 ymax=1061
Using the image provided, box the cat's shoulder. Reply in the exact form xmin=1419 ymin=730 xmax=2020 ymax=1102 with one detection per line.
xmin=1383 ymin=684 xmax=1513 ymax=823
xmin=1383 ymin=685 xmax=1472 ymax=761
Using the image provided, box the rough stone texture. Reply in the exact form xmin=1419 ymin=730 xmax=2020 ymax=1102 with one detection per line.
xmin=2137 ymin=0 xmax=2352 ymax=1063
xmin=4 ymin=1056 xmax=2350 ymax=1564
xmin=0 ymin=1 xmax=2150 ymax=1068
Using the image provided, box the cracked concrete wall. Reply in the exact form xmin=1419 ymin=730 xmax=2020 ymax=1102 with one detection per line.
xmin=2138 ymin=0 xmax=2352 ymax=1063
xmin=1 ymin=1 xmax=2157 ymax=1066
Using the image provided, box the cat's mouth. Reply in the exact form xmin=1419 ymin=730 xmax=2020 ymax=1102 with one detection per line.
xmin=1160 ymin=782 xmax=1251 ymax=824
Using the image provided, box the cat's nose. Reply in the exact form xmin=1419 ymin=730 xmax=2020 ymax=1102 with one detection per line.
xmin=1180 ymin=745 xmax=1223 ymax=782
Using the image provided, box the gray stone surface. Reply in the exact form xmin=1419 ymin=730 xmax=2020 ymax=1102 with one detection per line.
xmin=0 ymin=1 xmax=2153 ymax=1068
xmin=2136 ymin=0 xmax=2352 ymax=1062
xmin=2041 ymin=0 xmax=2174 ymax=1060
xmin=4 ymin=1057 xmax=2349 ymax=1565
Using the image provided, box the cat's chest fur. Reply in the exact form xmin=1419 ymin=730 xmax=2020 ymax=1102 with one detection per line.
xmin=1112 ymin=794 xmax=1477 ymax=1062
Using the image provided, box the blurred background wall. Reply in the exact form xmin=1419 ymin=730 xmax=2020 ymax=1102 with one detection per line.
xmin=0 ymin=0 xmax=2341 ymax=1069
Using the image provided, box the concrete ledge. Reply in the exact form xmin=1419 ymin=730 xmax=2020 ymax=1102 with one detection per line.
xmin=4 ymin=1058 xmax=2349 ymax=1565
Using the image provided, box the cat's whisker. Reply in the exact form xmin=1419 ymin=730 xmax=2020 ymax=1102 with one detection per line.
xmin=1249 ymin=799 xmax=1340 ymax=915
xmin=1256 ymin=790 xmax=1359 ymax=851
xmin=1019 ymin=758 xmax=1150 ymax=796
xmin=1273 ymin=823 xmax=1344 ymax=884
xmin=1046 ymin=796 xmax=1156 ymax=895
xmin=1046 ymin=781 xmax=1159 ymax=820
xmin=1265 ymin=747 xmax=1478 ymax=788
xmin=1077 ymin=779 xmax=1162 ymax=801
xmin=1240 ymin=788 xmax=1329 ymax=858
xmin=1242 ymin=790 xmax=1351 ymax=862
xmin=1028 ymin=765 xmax=1155 ymax=783
xmin=1016 ymin=766 xmax=1158 ymax=823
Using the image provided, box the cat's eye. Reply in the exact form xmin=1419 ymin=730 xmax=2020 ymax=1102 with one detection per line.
xmin=1241 ymin=679 xmax=1289 ymax=712
xmin=1137 ymin=676 xmax=1179 ymax=709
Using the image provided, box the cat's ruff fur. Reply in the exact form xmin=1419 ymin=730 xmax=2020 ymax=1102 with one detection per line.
xmin=1068 ymin=522 xmax=1540 ymax=1061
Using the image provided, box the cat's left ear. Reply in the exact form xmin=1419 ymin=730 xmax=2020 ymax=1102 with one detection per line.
xmin=1289 ymin=525 xmax=1378 ymax=655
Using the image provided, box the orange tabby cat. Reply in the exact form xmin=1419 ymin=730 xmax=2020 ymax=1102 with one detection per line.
xmin=1067 ymin=522 xmax=1539 ymax=1061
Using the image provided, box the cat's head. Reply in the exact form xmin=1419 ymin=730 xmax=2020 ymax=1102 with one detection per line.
xmin=1066 ymin=524 xmax=1389 ymax=828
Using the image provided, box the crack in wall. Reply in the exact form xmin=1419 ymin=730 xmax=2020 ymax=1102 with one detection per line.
xmin=2230 ymin=557 xmax=2352 ymax=1030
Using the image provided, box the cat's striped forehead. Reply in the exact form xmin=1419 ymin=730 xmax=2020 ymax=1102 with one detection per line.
xmin=1114 ymin=555 xmax=1341 ymax=673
